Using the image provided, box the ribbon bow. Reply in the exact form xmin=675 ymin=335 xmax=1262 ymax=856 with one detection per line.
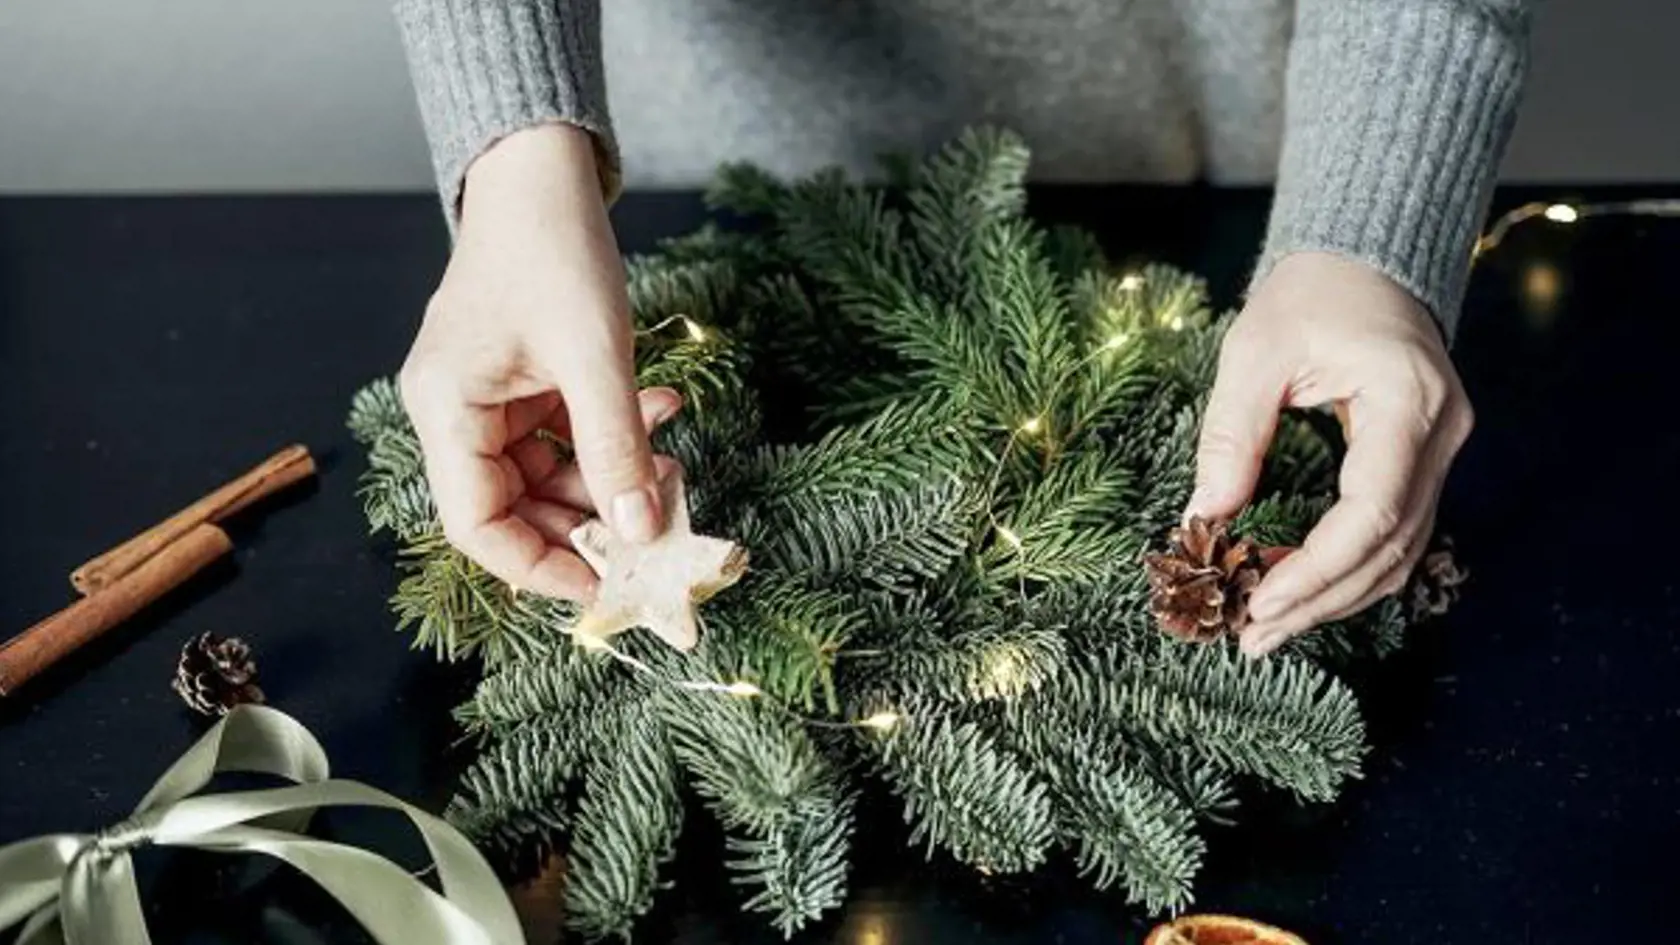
xmin=0 ymin=705 xmax=524 ymax=945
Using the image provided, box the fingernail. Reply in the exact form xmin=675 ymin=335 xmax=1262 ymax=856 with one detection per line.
xmin=648 ymin=391 xmax=680 ymax=425
xmin=1240 ymin=628 xmax=1279 ymax=659
xmin=1183 ymin=486 xmax=1214 ymax=519
xmin=611 ymin=484 xmax=663 ymax=543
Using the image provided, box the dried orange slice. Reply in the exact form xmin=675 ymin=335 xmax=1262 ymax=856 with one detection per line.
xmin=1143 ymin=914 xmax=1309 ymax=945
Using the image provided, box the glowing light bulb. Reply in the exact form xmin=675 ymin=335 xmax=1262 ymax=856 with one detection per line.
xmin=1168 ymin=316 xmax=1186 ymax=332
xmin=1018 ymin=416 xmax=1043 ymax=435
xmin=683 ymin=317 xmax=708 ymax=342
xmin=859 ymin=711 xmax=901 ymax=731
xmin=1543 ymin=203 xmax=1579 ymax=224
xmin=983 ymin=652 xmax=1025 ymax=696
xmin=1103 ymin=332 xmax=1130 ymax=350
xmin=723 ymin=681 xmax=762 ymax=698
xmin=995 ymin=525 xmax=1024 ymax=550
xmin=1118 ymin=273 xmax=1145 ymax=291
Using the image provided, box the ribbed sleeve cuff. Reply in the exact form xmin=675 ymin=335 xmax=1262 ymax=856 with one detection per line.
xmin=393 ymin=0 xmax=619 ymax=228
xmin=1253 ymin=0 xmax=1530 ymax=338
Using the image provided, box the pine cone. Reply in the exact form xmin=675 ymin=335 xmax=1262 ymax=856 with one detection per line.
xmin=1409 ymin=538 xmax=1468 ymax=619
xmin=1144 ymin=517 xmax=1274 ymax=642
xmin=173 ymin=632 xmax=265 ymax=716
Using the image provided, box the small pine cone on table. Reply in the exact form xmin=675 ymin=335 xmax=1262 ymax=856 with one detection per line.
xmin=1144 ymin=517 xmax=1279 ymax=642
xmin=1409 ymin=537 xmax=1468 ymax=619
xmin=173 ymin=631 xmax=265 ymax=717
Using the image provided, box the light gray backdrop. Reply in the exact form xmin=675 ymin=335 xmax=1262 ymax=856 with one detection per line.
xmin=0 ymin=0 xmax=1673 ymax=193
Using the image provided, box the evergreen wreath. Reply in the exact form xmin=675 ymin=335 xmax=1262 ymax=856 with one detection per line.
xmin=348 ymin=128 xmax=1416 ymax=940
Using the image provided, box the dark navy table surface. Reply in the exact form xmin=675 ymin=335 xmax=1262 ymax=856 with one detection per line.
xmin=2 ymin=186 xmax=1677 ymax=944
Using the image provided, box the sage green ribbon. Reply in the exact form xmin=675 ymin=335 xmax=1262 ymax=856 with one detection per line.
xmin=0 ymin=705 xmax=524 ymax=945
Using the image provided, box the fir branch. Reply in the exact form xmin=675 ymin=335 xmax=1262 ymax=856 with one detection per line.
xmin=1232 ymin=494 xmax=1332 ymax=548
xmin=987 ymin=449 xmax=1141 ymax=586
xmin=904 ymin=126 xmax=1031 ymax=297
xmin=700 ymin=580 xmax=868 ymax=714
xmin=1063 ymin=643 xmax=1366 ymax=801
xmin=739 ymin=394 xmax=974 ymax=502
xmin=1043 ymin=225 xmax=1108 ymax=283
xmin=349 ymin=382 xmax=439 ymax=541
xmin=624 ymin=255 xmax=741 ymax=330
xmin=564 ymin=700 xmax=685 ymax=942
xmin=347 ymin=376 xmax=411 ymax=446
xmin=390 ymin=534 xmax=569 ymax=666
xmin=659 ymin=687 xmax=854 ymax=933
xmin=359 ymin=432 xmax=438 ymax=540
xmin=752 ymin=476 xmax=976 ymax=596
xmin=1143 ymin=746 xmax=1240 ymax=825
xmin=871 ymin=620 xmax=1069 ymax=705
xmin=454 ymin=642 xmax=620 ymax=737
xmin=1128 ymin=403 xmax=1201 ymax=539
xmin=1260 ymin=412 xmax=1340 ymax=497
xmin=446 ymin=683 xmax=632 ymax=854
xmin=975 ymin=219 xmax=1079 ymax=421
xmin=1285 ymin=596 xmax=1408 ymax=665
xmin=777 ymin=169 xmax=914 ymax=315
xmin=705 ymin=162 xmax=790 ymax=217
xmin=867 ymin=697 xmax=1056 ymax=872
xmin=1003 ymin=701 xmax=1203 ymax=912
xmin=726 ymin=795 xmax=855 ymax=938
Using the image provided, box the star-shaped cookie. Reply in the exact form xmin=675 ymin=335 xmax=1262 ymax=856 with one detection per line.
xmin=568 ymin=472 xmax=748 ymax=651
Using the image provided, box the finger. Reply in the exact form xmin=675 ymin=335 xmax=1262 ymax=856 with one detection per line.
xmin=1241 ymin=471 xmax=1440 ymax=658
xmin=509 ymin=386 xmax=683 ymax=488
xmin=1245 ymin=396 xmax=1431 ymax=627
xmin=543 ymin=347 xmax=678 ymax=538
xmin=529 ymin=452 xmax=684 ymax=514
xmin=1313 ymin=408 xmax=1464 ymax=624
xmin=458 ymin=514 xmax=599 ymax=600
xmin=543 ymin=385 xmax=683 ymax=444
xmin=511 ymin=497 xmax=589 ymax=549
xmin=1187 ymin=335 xmax=1288 ymax=521
xmin=505 ymin=391 xmax=564 ymax=443
xmin=406 ymin=386 xmax=518 ymax=533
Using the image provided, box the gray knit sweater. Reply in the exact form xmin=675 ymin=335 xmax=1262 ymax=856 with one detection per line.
xmin=392 ymin=0 xmax=1530 ymax=333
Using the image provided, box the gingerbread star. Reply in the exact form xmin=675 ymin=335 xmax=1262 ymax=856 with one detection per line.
xmin=568 ymin=471 xmax=748 ymax=651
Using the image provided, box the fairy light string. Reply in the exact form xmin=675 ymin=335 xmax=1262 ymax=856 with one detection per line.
xmin=598 ymin=196 xmax=1671 ymax=729
xmin=1472 ymin=198 xmax=1680 ymax=261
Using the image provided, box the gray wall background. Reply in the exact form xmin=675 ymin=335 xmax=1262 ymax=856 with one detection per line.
xmin=0 ymin=0 xmax=1674 ymax=193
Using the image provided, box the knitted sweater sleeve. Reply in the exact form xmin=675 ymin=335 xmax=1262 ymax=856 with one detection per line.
xmin=391 ymin=0 xmax=618 ymax=224
xmin=1253 ymin=0 xmax=1532 ymax=337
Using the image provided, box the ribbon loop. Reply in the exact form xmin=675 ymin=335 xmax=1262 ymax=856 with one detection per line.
xmin=0 ymin=705 xmax=524 ymax=945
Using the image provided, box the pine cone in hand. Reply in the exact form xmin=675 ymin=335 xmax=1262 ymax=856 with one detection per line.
xmin=1409 ymin=537 xmax=1468 ymax=619
xmin=1144 ymin=517 xmax=1275 ymax=642
xmin=173 ymin=632 xmax=265 ymax=716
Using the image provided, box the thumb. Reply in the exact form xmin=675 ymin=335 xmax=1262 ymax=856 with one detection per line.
xmin=552 ymin=336 xmax=666 ymax=543
xmin=1186 ymin=354 xmax=1285 ymax=522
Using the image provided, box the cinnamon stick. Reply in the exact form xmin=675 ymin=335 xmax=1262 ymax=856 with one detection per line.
xmin=1 ymin=522 xmax=233 ymax=695
xmin=70 ymin=444 xmax=314 ymax=594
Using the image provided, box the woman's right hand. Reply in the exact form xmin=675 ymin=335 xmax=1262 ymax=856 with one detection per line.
xmin=400 ymin=123 xmax=676 ymax=602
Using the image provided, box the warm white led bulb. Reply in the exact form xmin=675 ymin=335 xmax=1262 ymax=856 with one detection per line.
xmin=859 ymin=711 xmax=901 ymax=731
xmin=1118 ymin=273 xmax=1145 ymax=291
xmin=683 ymin=317 xmax=708 ymax=342
xmin=1544 ymin=203 xmax=1579 ymax=223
